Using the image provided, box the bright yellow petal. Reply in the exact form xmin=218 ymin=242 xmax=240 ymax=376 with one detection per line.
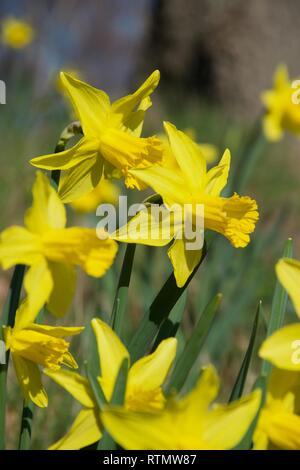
xmin=43 ymin=227 xmax=118 ymax=277
xmin=164 ymin=121 xmax=206 ymax=192
xmin=203 ymin=389 xmax=261 ymax=449
xmin=30 ymin=137 xmax=99 ymax=171
xmin=259 ymin=323 xmax=300 ymax=371
xmin=70 ymin=178 xmax=120 ymax=213
xmin=49 ymin=408 xmax=101 ymax=450
xmin=269 ymin=368 xmax=300 ymax=412
xmin=29 ymin=323 xmax=84 ymax=338
xmin=58 ymin=155 xmax=102 ymax=203
xmin=276 ymin=258 xmax=300 ymax=317
xmin=12 ymin=353 xmax=48 ymax=407
xmin=205 ymin=149 xmax=231 ymax=196
xmin=91 ymin=318 xmax=129 ymax=401
xmin=44 ymin=368 xmax=94 ymax=408
xmin=60 ymin=72 xmax=110 ymax=136
xmin=127 ymin=338 xmax=177 ymax=411
xmin=112 ymin=205 xmax=178 ymax=247
xmin=0 ymin=226 xmax=42 ymax=269
xmin=25 ymin=172 xmax=66 ymax=234
xmin=47 ymin=262 xmax=76 ymax=317
xmin=168 ymin=238 xmax=203 ymax=288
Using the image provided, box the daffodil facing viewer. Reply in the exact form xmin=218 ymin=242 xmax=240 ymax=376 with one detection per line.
xmin=113 ymin=122 xmax=259 ymax=287
xmin=101 ymin=365 xmax=261 ymax=450
xmin=1 ymin=17 xmax=34 ymax=49
xmin=30 ymin=71 xmax=163 ymax=202
xmin=3 ymin=300 xmax=83 ymax=407
xmin=0 ymin=172 xmax=118 ymax=317
xmin=45 ymin=318 xmax=177 ymax=449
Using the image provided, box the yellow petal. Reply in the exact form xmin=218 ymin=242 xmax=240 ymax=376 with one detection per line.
xmin=29 ymin=323 xmax=84 ymax=338
xmin=30 ymin=137 xmax=99 ymax=171
xmin=276 ymin=258 xmax=300 ymax=317
xmin=44 ymin=368 xmax=94 ymax=408
xmin=47 ymin=262 xmax=76 ymax=317
xmin=0 ymin=226 xmax=42 ymax=269
xmin=112 ymin=205 xmax=178 ymax=247
xmin=127 ymin=338 xmax=177 ymax=411
xmin=205 ymin=149 xmax=231 ymax=196
xmin=111 ymin=70 xmax=160 ymax=123
xmin=43 ymin=227 xmax=118 ymax=277
xmin=49 ymin=408 xmax=101 ymax=450
xmin=58 ymin=155 xmax=102 ymax=203
xmin=12 ymin=353 xmax=48 ymax=407
xmin=91 ymin=318 xmax=129 ymax=401
xmin=70 ymin=179 xmax=120 ymax=214
xmin=268 ymin=368 xmax=300 ymax=412
xmin=168 ymin=238 xmax=203 ymax=288
xmin=60 ymin=72 xmax=110 ymax=137
xmin=257 ymin=406 xmax=300 ymax=450
xmin=101 ymin=407 xmax=175 ymax=450
xmin=21 ymin=260 xmax=53 ymax=326
xmin=164 ymin=121 xmax=206 ymax=192
xmin=203 ymin=390 xmax=261 ymax=449
xmin=25 ymin=172 xmax=66 ymax=234
xmin=259 ymin=323 xmax=300 ymax=370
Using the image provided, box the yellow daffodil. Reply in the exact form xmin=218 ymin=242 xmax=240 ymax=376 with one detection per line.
xmin=3 ymin=300 xmax=83 ymax=407
xmin=259 ymin=258 xmax=300 ymax=370
xmin=113 ymin=122 xmax=259 ymax=287
xmin=45 ymin=318 xmax=177 ymax=450
xmin=30 ymin=71 xmax=163 ymax=202
xmin=261 ymin=65 xmax=300 ymax=141
xmin=70 ymin=178 xmax=120 ymax=214
xmin=0 ymin=172 xmax=118 ymax=317
xmin=101 ymin=365 xmax=261 ymax=450
xmin=253 ymin=368 xmax=300 ymax=450
xmin=1 ymin=17 xmax=34 ymax=49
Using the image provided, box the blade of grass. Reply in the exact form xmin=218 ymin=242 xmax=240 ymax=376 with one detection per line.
xmin=111 ymin=244 xmax=136 ymax=338
xmin=128 ymin=242 xmax=207 ymax=363
xmin=229 ymin=301 xmax=261 ymax=402
xmin=166 ymin=293 xmax=222 ymax=394
xmin=97 ymin=358 xmax=129 ymax=450
xmin=261 ymin=238 xmax=293 ymax=377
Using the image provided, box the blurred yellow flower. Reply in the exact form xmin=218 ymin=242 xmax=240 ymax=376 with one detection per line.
xmin=261 ymin=65 xmax=300 ymax=141
xmin=253 ymin=368 xmax=300 ymax=449
xmin=101 ymin=365 xmax=261 ymax=450
xmin=259 ymin=258 xmax=300 ymax=370
xmin=113 ymin=122 xmax=259 ymax=287
xmin=3 ymin=300 xmax=83 ymax=407
xmin=70 ymin=178 xmax=120 ymax=214
xmin=0 ymin=172 xmax=118 ymax=317
xmin=2 ymin=17 xmax=34 ymax=49
xmin=30 ymin=71 xmax=163 ymax=202
xmin=45 ymin=318 xmax=177 ymax=449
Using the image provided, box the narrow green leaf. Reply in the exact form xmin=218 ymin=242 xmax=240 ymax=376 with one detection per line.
xmin=18 ymin=400 xmax=34 ymax=450
xmin=261 ymin=238 xmax=293 ymax=377
xmin=84 ymin=361 xmax=107 ymax=409
xmin=128 ymin=242 xmax=207 ymax=363
xmin=166 ymin=293 xmax=222 ymax=394
xmin=111 ymin=244 xmax=136 ymax=338
xmin=229 ymin=301 xmax=261 ymax=402
xmin=97 ymin=358 xmax=129 ymax=450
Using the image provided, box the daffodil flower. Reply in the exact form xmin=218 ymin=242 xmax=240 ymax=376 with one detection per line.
xmin=259 ymin=258 xmax=300 ymax=370
xmin=70 ymin=178 xmax=120 ymax=214
xmin=113 ymin=122 xmax=259 ymax=287
xmin=30 ymin=71 xmax=163 ymax=202
xmin=2 ymin=17 xmax=34 ymax=49
xmin=261 ymin=65 xmax=300 ymax=141
xmin=101 ymin=365 xmax=261 ymax=450
xmin=3 ymin=300 xmax=83 ymax=407
xmin=0 ymin=172 xmax=118 ymax=317
xmin=253 ymin=368 xmax=300 ymax=449
xmin=45 ymin=318 xmax=177 ymax=450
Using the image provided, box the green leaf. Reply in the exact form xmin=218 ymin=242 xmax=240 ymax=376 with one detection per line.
xmin=111 ymin=244 xmax=136 ymax=338
xmin=229 ymin=301 xmax=261 ymax=402
xmin=166 ymin=293 xmax=222 ymax=394
xmin=18 ymin=400 xmax=34 ymax=450
xmin=128 ymin=243 xmax=207 ymax=363
xmin=84 ymin=361 xmax=107 ymax=409
xmin=261 ymin=238 xmax=293 ymax=377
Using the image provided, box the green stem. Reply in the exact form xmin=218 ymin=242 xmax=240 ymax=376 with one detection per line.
xmin=18 ymin=400 xmax=34 ymax=450
xmin=111 ymin=244 xmax=136 ymax=338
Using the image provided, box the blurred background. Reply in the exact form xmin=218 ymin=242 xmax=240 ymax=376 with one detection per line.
xmin=0 ymin=0 xmax=300 ymax=449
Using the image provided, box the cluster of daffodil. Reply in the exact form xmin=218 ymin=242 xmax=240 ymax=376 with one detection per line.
xmin=0 ymin=62 xmax=299 ymax=451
